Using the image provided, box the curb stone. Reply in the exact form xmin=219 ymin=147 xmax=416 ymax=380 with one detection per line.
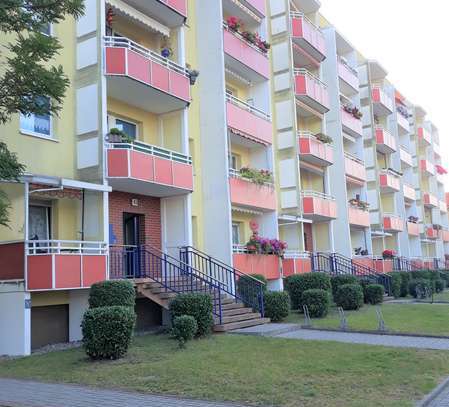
xmin=416 ymin=376 xmax=449 ymax=407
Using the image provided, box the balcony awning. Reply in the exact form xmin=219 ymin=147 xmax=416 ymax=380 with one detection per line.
xmin=106 ymin=0 xmax=170 ymax=37
xmin=229 ymin=127 xmax=269 ymax=146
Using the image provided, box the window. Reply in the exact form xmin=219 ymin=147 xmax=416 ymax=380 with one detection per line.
xmin=20 ymin=96 xmax=51 ymax=138
xmin=232 ymin=223 xmax=241 ymax=245
xmin=40 ymin=23 xmax=51 ymax=36
xmin=229 ymin=154 xmax=238 ymax=170
xmin=115 ymin=119 xmax=137 ymax=140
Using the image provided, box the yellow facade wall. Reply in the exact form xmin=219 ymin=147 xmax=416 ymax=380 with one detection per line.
xmin=0 ymin=183 xmax=25 ymax=241
xmin=314 ymin=223 xmax=330 ymax=251
xmin=31 ymin=291 xmax=69 ymax=307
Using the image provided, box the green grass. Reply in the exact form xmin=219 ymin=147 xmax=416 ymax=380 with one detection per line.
xmin=1 ymin=334 xmax=449 ymax=406
xmin=286 ymin=302 xmax=449 ymax=336
xmin=430 ymin=290 xmax=449 ymax=302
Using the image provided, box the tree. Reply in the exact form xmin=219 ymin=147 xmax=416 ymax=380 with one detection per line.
xmin=0 ymin=0 xmax=85 ymax=226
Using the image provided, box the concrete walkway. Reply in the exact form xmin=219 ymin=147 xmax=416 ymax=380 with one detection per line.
xmin=232 ymin=324 xmax=449 ymax=350
xmin=0 ymin=378 xmax=247 ymax=407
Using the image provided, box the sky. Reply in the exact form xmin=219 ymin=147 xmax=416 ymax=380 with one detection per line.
xmin=320 ymin=0 xmax=449 ymax=175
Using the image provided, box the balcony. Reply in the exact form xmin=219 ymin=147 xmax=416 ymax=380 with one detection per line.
xmin=397 ymin=112 xmax=410 ymax=135
xmin=440 ymin=200 xmax=448 ymax=214
xmin=337 ymin=57 xmax=359 ymax=95
xmin=294 ymin=69 xmax=329 ymax=114
xmin=434 ymin=142 xmax=441 ymax=158
xmin=241 ymin=0 xmax=265 ymax=17
xmin=341 ymin=106 xmax=363 ymax=138
xmin=442 ymin=230 xmax=449 ymax=243
xmin=298 ymin=132 xmax=333 ymax=167
xmin=383 ymin=214 xmax=404 ymax=233
xmin=348 ymin=206 xmax=370 ymax=228
xmin=407 ymin=222 xmax=420 ymax=236
xmin=301 ymin=191 xmax=337 ymax=221
xmin=423 ymin=192 xmax=438 ymax=208
xmin=233 ymin=246 xmax=280 ymax=280
xmin=290 ymin=12 xmax=326 ymax=63
xmin=282 ymin=252 xmax=312 ymax=277
xmin=403 ymin=183 xmax=416 ymax=202
xmin=344 ymin=153 xmax=367 ymax=185
xmin=226 ymin=94 xmax=272 ymax=145
xmin=223 ymin=25 xmax=269 ymax=82
xmin=124 ymin=0 xmax=187 ymax=27
xmin=372 ymin=86 xmax=394 ymax=116
xmin=375 ymin=128 xmax=396 ymax=154
xmin=425 ymin=226 xmax=440 ymax=240
xmin=229 ymin=171 xmax=276 ymax=212
xmin=399 ymin=147 xmax=413 ymax=167
xmin=379 ymin=170 xmax=400 ymax=193
xmin=104 ymin=36 xmax=190 ymax=114
xmin=107 ymin=141 xmax=193 ymax=197
xmin=420 ymin=159 xmax=435 ymax=177
xmin=26 ymin=241 xmax=108 ymax=291
xmin=418 ymin=127 xmax=432 ymax=146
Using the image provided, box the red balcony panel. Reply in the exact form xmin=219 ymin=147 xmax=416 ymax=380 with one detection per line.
xmin=446 ymin=192 xmax=449 ymax=207
xmin=375 ymin=128 xmax=396 ymax=154
xmin=418 ymin=127 xmax=432 ymax=146
xmin=341 ymin=107 xmax=363 ymax=137
xmin=0 ymin=242 xmax=24 ymax=280
xmin=233 ymin=254 xmax=280 ymax=280
xmin=348 ymin=207 xmax=370 ymax=228
xmin=302 ymin=194 xmax=337 ymax=221
xmin=83 ymin=256 xmax=108 ymax=287
xmin=400 ymin=148 xmax=413 ymax=167
xmin=223 ymin=28 xmax=269 ymax=80
xmin=282 ymin=257 xmax=312 ymax=277
xmin=27 ymin=255 xmax=53 ymax=290
xmin=55 ymin=255 xmax=82 ymax=289
xmin=442 ymin=230 xmax=449 ymax=242
xmin=229 ymin=176 xmax=276 ymax=212
xmin=420 ymin=160 xmax=435 ymax=176
xmin=294 ymin=71 xmax=329 ymax=113
xmin=383 ymin=215 xmax=404 ymax=232
xmin=344 ymin=155 xmax=366 ymax=184
xmin=423 ymin=193 xmax=438 ymax=208
xmin=373 ymin=259 xmax=393 ymax=273
xmin=128 ymin=0 xmax=186 ymax=27
xmin=353 ymin=257 xmax=375 ymax=270
xmin=397 ymin=112 xmax=410 ymax=134
xmin=290 ymin=13 xmax=326 ymax=62
xmin=298 ymin=135 xmax=333 ymax=166
xmin=379 ymin=172 xmax=400 ymax=193
xmin=426 ymin=227 xmax=440 ymax=240
xmin=243 ymin=0 xmax=266 ymax=17
xmin=372 ymin=87 xmax=394 ymax=116
xmin=226 ymin=100 xmax=272 ymax=145
xmin=407 ymin=222 xmax=420 ymax=236
xmin=161 ymin=0 xmax=187 ymax=17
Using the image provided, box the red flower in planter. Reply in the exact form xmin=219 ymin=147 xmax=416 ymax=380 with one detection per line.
xmin=226 ymin=16 xmax=242 ymax=31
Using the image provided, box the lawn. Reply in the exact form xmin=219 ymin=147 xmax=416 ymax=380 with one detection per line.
xmin=429 ymin=290 xmax=449 ymax=302
xmin=286 ymin=302 xmax=449 ymax=336
xmin=1 ymin=334 xmax=449 ymax=407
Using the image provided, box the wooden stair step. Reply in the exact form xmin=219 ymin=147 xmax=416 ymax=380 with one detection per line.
xmin=222 ymin=307 xmax=254 ymax=316
xmin=215 ymin=312 xmax=261 ymax=324
xmin=221 ymin=302 xmax=246 ymax=310
xmin=214 ymin=317 xmax=270 ymax=332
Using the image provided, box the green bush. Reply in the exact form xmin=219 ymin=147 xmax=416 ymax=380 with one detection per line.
xmin=263 ymin=291 xmax=290 ymax=322
xmin=284 ymin=273 xmax=331 ymax=310
xmin=408 ymin=278 xmax=432 ymax=299
xmin=172 ymin=315 xmax=198 ymax=348
xmin=82 ymin=306 xmax=135 ymax=360
xmin=302 ymin=289 xmax=330 ymax=318
xmin=398 ymin=271 xmax=411 ymax=297
xmin=88 ymin=280 xmax=135 ymax=308
xmin=439 ymin=271 xmax=449 ymax=285
xmin=389 ymin=272 xmax=402 ymax=298
xmin=334 ymin=284 xmax=364 ymax=311
xmin=169 ymin=293 xmax=213 ymax=337
xmin=364 ymin=284 xmax=384 ymax=305
xmin=411 ymin=270 xmax=431 ymax=280
xmin=434 ymin=279 xmax=446 ymax=293
xmin=237 ymin=274 xmax=267 ymax=310
xmin=331 ymin=275 xmax=359 ymax=299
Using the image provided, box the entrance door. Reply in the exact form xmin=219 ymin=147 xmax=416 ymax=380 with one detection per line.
xmin=124 ymin=213 xmax=141 ymax=277
xmin=303 ymin=223 xmax=314 ymax=252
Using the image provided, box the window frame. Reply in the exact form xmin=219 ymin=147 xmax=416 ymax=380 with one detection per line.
xmin=231 ymin=222 xmax=241 ymax=246
xmin=20 ymin=96 xmax=54 ymax=141
xmin=108 ymin=115 xmax=139 ymax=140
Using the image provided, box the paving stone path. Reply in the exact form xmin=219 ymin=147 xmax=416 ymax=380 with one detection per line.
xmin=0 ymin=378 xmax=247 ymax=407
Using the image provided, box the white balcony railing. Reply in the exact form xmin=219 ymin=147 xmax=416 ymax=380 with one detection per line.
xmin=226 ymin=92 xmax=271 ymax=121
xmin=26 ymin=240 xmax=108 ymax=255
xmin=294 ymin=68 xmax=328 ymax=90
xmin=301 ymin=190 xmax=335 ymax=201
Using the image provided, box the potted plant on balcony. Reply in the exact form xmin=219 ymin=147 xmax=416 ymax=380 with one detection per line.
xmin=226 ymin=16 xmax=242 ymax=32
xmin=107 ymin=128 xmax=133 ymax=144
xmin=239 ymin=167 xmax=273 ymax=185
xmin=382 ymin=249 xmax=396 ymax=260
xmin=315 ymin=133 xmax=333 ymax=144
xmin=245 ymin=232 xmax=287 ymax=258
xmin=160 ymin=39 xmax=173 ymax=58
xmin=408 ymin=215 xmax=419 ymax=224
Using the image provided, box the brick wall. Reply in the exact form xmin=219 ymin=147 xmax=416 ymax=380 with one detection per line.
xmin=109 ymin=191 xmax=161 ymax=249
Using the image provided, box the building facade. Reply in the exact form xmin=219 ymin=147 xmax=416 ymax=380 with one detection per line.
xmin=0 ymin=0 xmax=447 ymax=355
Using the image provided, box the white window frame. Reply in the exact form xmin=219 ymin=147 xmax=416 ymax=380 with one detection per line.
xmin=232 ymin=222 xmax=241 ymax=245
xmin=40 ymin=22 xmax=53 ymax=36
xmin=20 ymin=96 xmax=54 ymax=141
xmin=108 ymin=115 xmax=139 ymax=140
xmin=229 ymin=153 xmax=239 ymax=170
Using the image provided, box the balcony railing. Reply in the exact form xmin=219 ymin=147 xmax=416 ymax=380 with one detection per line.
xmin=375 ymin=127 xmax=396 ymax=154
xmin=290 ymin=12 xmax=326 ymax=62
xmin=301 ymin=190 xmax=337 ymax=221
xmin=26 ymin=240 xmax=108 ymax=291
xmin=424 ymin=226 xmax=440 ymax=240
xmin=226 ymin=93 xmax=272 ymax=145
xmin=371 ymin=86 xmax=394 ymax=116
xmin=383 ymin=214 xmax=404 ymax=232
xmin=399 ymin=146 xmax=413 ymax=167
xmin=423 ymin=192 xmax=438 ymax=208
xmin=232 ymin=245 xmax=281 ymax=280
xmin=442 ymin=230 xmax=449 ymax=242
xmin=294 ymin=69 xmax=329 ymax=113
xmin=420 ymin=159 xmax=435 ymax=176
xmin=418 ymin=127 xmax=432 ymax=146
xmin=344 ymin=152 xmax=367 ymax=184
xmin=396 ymin=111 xmax=410 ymax=134
xmin=407 ymin=222 xmax=420 ymax=236
xmin=440 ymin=200 xmax=448 ymax=214
xmin=341 ymin=106 xmax=363 ymax=137
xmin=107 ymin=140 xmax=193 ymax=196
xmin=403 ymin=183 xmax=416 ymax=202
xmin=337 ymin=56 xmax=359 ymax=93
xmin=379 ymin=169 xmax=401 ymax=193
xmin=348 ymin=206 xmax=370 ymax=228
xmin=298 ymin=132 xmax=333 ymax=166
xmin=282 ymin=252 xmax=312 ymax=277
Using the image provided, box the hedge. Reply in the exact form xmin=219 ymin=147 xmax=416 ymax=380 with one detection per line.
xmin=302 ymin=289 xmax=330 ymax=318
xmin=82 ymin=306 xmax=136 ymax=360
xmin=169 ymin=293 xmax=214 ymax=337
xmin=88 ymin=280 xmax=135 ymax=308
xmin=408 ymin=278 xmax=432 ymax=299
xmin=334 ymin=284 xmax=364 ymax=311
xmin=434 ymin=279 xmax=446 ymax=293
xmin=263 ymin=291 xmax=290 ymax=322
xmin=398 ymin=271 xmax=411 ymax=297
xmin=364 ymin=284 xmax=384 ymax=305
xmin=172 ymin=315 xmax=198 ymax=348
xmin=284 ymin=273 xmax=331 ymax=310
xmin=331 ymin=275 xmax=359 ymax=299
xmin=389 ymin=272 xmax=402 ymax=298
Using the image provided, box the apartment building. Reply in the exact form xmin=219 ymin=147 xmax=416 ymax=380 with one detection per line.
xmin=0 ymin=0 xmax=447 ymax=355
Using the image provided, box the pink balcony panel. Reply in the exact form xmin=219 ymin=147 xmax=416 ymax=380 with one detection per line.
xmin=290 ymin=14 xmax=326 ymax=62
xmin=420 ymin=160 xmax=435 ymax=176
xmin=242 ymin=0 xmax=266 ymax=17
xmin=426 ymin=227 xmax=440 ymax=240
xmin=372 ymin=87 xmax=394 ymax=116
xmin=344 ymin=155 xmax=366 ymax=184
xmin=375 ymin=128 xmax=396 ymax=154
xmin=348 ymin=207 xmax=370 ymax=228
xmin=442 ymin=230 xmax=449 ymax=242
xmin=27 ymin=254 xmax=107 ymax=291
xmin=440 ymin=201 xmax=448 ymax=214
xmin=233 ymin=254 xmax=280 ymax=280
xmin=407 ymin=222 xmax=420 ymax=236
xmin=418 ymin=127 xmax=432 ymax=146
xmin=400 ymin=148 xmax=413 ymax=167
xmin=302 ymin=196 xmax=337 ymax=220
xmin=160 ymin=0 xmax=187 ymax=17
xmin=229 ymin=177 xmax=276 ymax=212
xmin=423 ymin=193 xmax=438 ymax=208
xmin=379 ymin=173 xmax=400 ymax=193
xmin=223 ymin=28 xmax=269 ymax=80
xmin=282 ymin=257 xmax=312 ymax=277
xmin=295 ymin=72 xmax=329 ymax=113
xmin=341 ymin=107 xmax=363 ymax=137
xmin=298 ymin=136 xmax=333 ymax=166
xmin=338 ymin=60 xmax=359 ymax=92
xmin=226 ymin=101 xmax=272 ymax=145
xmin=446 ymin=192 xmax=449 ymax=207
xmin=383 ymin=216 xmax=404 ymax=232
xmin=373 ymin=259 xmax=393 ymax=274
xmin=403 ymin=184 xmax=416 ymax=202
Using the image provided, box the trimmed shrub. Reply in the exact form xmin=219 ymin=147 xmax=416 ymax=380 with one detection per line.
xmin=263 ymin=291 xmax=290 ymax=322
xmin=237 ymin=274 xmax=267 ymax=310
xmin=169 ymin=293 xmax=213 ymax=337
xmin=398 ymin=271 xmax=411 ymax=297
xmin=439 ymin=271 xmax=449 ymax=285
xmin=408 ymin=278 xmax=432 ymax=299
xmin=411 ymin=270 xmax=431 ymax=280
xmin=82 ymin=306 xmax=135 ymax=360
xmin=172 ymin=315 xmax=198 ymax=348
xmin=364 ymin=284 xmax=384 ymax=305
xmin=331 ymin=275 xmax=359 ymax=299
xmin=434 ymin=279 xmax=446 ymax=293
xmin=302 ymin=289 xmax=330 ymax=318
xmin=88 ymin=280 xmax=135 ymax=308
xmin=284 ymin=273 xmax=331 ymax=310
xmin=389 ymin=272 xmax=402 ymax=298
xmin=334 ymin=284 xmax=364 ymax=311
